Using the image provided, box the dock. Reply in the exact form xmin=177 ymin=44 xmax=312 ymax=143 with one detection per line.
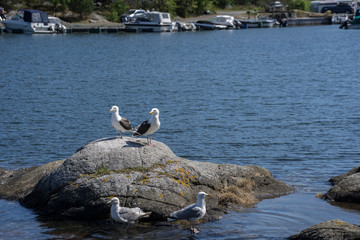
xmin=68 ymin=26 xmax=125 ymax=33
xmin=288 ymin=16 xmax=332 ymax=26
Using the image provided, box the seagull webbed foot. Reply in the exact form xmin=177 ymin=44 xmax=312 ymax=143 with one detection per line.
xmin=191 ymin=227 xmax=200 ymax=234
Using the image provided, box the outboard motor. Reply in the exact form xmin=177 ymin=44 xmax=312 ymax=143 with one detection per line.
xmin=233 ymin=19 xmax=243 ymax=29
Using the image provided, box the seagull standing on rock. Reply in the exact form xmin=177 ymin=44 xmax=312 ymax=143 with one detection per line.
xmin=110 ymin=106 xmax=132 ymax=138
xmin=168 ymin=191 xmax=211 ymax=234
xmin=108 ymin=197 xmax=151 ymax=224
xmin=133 ymin=108 xmax=160 ymax=145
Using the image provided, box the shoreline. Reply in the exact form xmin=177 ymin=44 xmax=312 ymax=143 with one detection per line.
xmin=0 ymin=10 xmax=332 ymax=33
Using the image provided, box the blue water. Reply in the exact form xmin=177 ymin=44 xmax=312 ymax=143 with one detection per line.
xmin=1 ymin=25 xmax=360 ymax=239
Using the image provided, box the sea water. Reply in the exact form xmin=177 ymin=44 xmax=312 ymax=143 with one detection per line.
xmin=0 ymin=25 xmax=360 ymax=239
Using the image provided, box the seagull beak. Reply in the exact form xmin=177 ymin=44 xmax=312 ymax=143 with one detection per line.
xmin=149 ymin=111 xmax=153 ymax=114
xmin=207 ymin=194 xmax=212 ymax=197
xmin=110 ymin=109 xmax=114 ymax=112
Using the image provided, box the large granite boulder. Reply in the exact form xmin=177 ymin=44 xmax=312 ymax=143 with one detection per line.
xmin=288 ymin=219 xmax=360 ymax=240
xmin=3 ymin=137 xmax=294 ymax=221
xmin=322 ymin=165 xmax=360 ymax=203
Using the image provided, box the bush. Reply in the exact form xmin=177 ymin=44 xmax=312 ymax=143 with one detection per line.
xmin=68 ymin=0 xmax=93 ymax=19
xmin=288 ymin=0 xmax=310 ymax=11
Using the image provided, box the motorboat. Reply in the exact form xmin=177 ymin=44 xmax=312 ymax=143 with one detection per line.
xmin=193 ymin=15 xmax=243 ymax=30
xmin=124 ymin=11 xmax=174 ymax=32
xmin=193 ymin=20 xmax=228 ymax=30
xmin=240 ymin=16 xmax=277 ymax=28
xmin=1 ymin=9 xmax=66 ymax=33
xmin=209 ymin=15 xmax=241 ymax=29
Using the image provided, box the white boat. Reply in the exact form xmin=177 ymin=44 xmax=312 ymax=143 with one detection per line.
xmin=210 ymin=15 xmax=240 ymax=29
xmin=240 ymin=17 xmax=277 ymax=28
xmin=124 ymin=11 xmax=174 ymax=32
xmin=1 ymin=9 xmax=66 ymax=33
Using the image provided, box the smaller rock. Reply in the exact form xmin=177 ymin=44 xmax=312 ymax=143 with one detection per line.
xmin=329 ymin=165 xmax=360 ymax=185
xmin=288 ymin=219 xmax=360 ymax=240
xmin=323 ymin=166 xmax=360 ymax=203
xmin=0 ymin=160 xmax=65 ymax=201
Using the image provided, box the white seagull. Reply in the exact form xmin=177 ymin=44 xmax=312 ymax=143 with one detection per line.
xmin=110 ymin=106 xmax=132 ymax=138
xmin=133 ymin=108 xmax=160 ymax=145
xmin=108 ymin=197 xmax=151 ymax=224
xmin=167 ymin=191 xmax=211 ymax=234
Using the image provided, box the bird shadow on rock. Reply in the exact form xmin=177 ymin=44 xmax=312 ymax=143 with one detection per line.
xmin=124 ymin=140 xmax=146 ymax=148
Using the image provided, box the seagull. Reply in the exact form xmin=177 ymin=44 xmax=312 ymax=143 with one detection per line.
xmin=133 ymin=108 xmax=160 ymax=145
xmin=110 ymin=106 xmax=132 ymax=138
xmin=108 ymin=197 xmax=151 ymax=224
xmin=167 ymin=191 xmax=211 ymax=234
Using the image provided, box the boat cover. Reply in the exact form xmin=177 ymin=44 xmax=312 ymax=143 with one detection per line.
xmin=23 ymin=9 xmax=50 ymax=24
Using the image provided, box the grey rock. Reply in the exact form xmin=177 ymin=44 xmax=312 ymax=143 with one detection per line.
xmin=0 ymin=160 xmax=65 ymax=200
xmin=13 ymin=137 xmax=293 ymax=220
xmin=329 ymin=165 xmax=360 ymax=185
xmin=288 ymin=219 xmax=360 ymax=240
xmin=323 ymin=166 xmax=360 ymax=203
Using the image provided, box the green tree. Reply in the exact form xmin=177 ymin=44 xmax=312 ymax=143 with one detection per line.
xmin=288 ymin=0 xmax=310 ymax=11
xmin=150 ymin=0 xmax=176 ymax=14
xmin=69 ymin=0 xmax=93 ymax=19
xmin=51 ymin=0 xmax=70 ymax=11
xmin=214 ymin=0 xmax=232 ymax=9
xmin=107 ymin=0 xmax=128 ymax=22
xmin=175 ymin=0 xmax=197 ymax=18
xmin=195 ymin=0 xmax=212 ymax=15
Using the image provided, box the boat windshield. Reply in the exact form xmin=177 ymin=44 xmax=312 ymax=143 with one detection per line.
xmin=16 ymin=10 xmax=24 ymax=19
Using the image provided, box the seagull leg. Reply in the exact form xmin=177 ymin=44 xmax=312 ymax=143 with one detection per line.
xmin=120 ymin=131 xmax=123 ymax=139
xmin=148 ymin=135 xmax=155 ymax=146
xmin=189 ymin=221 xmax=199 ymax=234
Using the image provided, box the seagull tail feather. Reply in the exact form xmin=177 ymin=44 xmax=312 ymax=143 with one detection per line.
xmin=133 ymin=132 xmax=141 ymax=137
xmin=140 ymin=212 xmax=152 ymax=218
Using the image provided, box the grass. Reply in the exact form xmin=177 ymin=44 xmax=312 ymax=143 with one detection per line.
xmin=218 ymin=180 xmax=258 ymax=207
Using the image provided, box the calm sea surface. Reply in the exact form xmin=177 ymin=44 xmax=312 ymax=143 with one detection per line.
xmin=1 ymin=25 xmax=360 ymax=239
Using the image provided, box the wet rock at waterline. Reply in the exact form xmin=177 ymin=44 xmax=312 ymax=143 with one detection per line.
xmin=288 ymin=219 xmax=360 ymax=240
xmin=1 ymin=137 xmax=294 ymax=221
xmin=322 ymin=165 xmax=360 ymax=203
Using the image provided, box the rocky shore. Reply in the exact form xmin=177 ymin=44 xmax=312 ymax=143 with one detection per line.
xmin=0 ymin=137 xmax=294 ymax=222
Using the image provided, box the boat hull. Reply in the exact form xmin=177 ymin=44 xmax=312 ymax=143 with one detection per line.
xmin=2 ymin=20 xmax=56 ymax=33
xmin=241 ymin=20 xmax=275 ymax=28
xmin=194 ymin=21 xmax=228 ymax=30
xmin=125 ymin=23 xmax=173 ymax=32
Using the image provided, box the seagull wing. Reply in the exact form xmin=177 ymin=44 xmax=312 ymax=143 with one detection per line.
xmin=119 ymin=207 xmax=145 ymax=222
xmin=119 ymin=117 xmax=132 ymax=130
xmin=133 ymin=119 xmax=150 ymax=136
xmin=171 ymin=204 xmax=203 ymax=220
